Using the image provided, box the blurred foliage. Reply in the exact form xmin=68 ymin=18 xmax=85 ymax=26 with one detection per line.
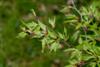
xmin=1 ymin=0 xmax=100 ymax=67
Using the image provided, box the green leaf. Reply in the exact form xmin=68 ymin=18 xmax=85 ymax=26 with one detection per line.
xmin=50 ymin=42 xmax=60 ymax=52
xmin=69 ymin=59 xmax=78 ymax=65
xmin=71 ymin=31 xmax=80 ymax=42
xmin=76 ymin=23 xmax=82 ymax=30
xmin=31 ymin=9 xmax=36 ymax=17
xmin=70 ymin=50 xmax=81 ymax=61
xmin=78 ymin=37 xmax=83 ymax=44
xmin=48 ymin=17 xmax=56 ymax=28
xmin=64 ymin=27 xmax=67 ymax=35
xmin=64 ymin=48 xmax=76 ymax=52
xmin=60 ymin=7 xmax=69 ymax=13
xmin=65 ymin=65 xmax=74 ymax=67
xmin=82 ymin=55 xmax=94 ymax=62
xmin=33 ymin=26 xmax=44 ymax=38
xmin=65 ymin=15 xmax=77 ymax=20
xmin=17 ymin=32 xmax=27 ymax=38
xmin=58 ymin=32 xmax=64 ymax=39
xmin=41 ymin=38 xmax=47 ymax=52
xmin=27 ymin=22 xmax=38 ymax=30
xmin=48 ymin=30 xmax=57 ymax=39
xmin=89 ymin=62 xmax=96 ymax=67
xmin=64 ymin=19 xmax=78 ymax=23
xmin=38 ymin=20 xmax=46 ymax=31
xmin=64 ymin=48 xmax=81 ymax=62
xmin=81 ymin=7 xmax=88 ymax=15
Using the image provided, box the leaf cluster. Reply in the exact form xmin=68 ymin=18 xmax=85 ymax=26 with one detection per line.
xmin=18 ymin=2 xmax=100 ymax=66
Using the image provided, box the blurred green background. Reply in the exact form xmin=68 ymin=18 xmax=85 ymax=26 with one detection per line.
xmin=0 ymin=0 xmax=100 ymax=67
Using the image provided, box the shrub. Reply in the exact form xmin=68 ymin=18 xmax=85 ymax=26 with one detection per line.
xmin=18 ymin=1 xmax=100 ymax=67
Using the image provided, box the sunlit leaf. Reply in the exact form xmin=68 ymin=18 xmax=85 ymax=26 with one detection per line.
xmin=48 ymin=17 xmax=56 ymax=28
xmin=38 ymin=20 xmax=46 ymax=31
xmin=65 ymin=65 xmax=74 ymax=67
xmin=71 ymin=31 xmax=80 ymax=42
xmin=76 ymin=23 xmax=82 ymax=30
xmin=31 ymin=9 xmax=36 ymax=17
xmin=64 ymin=48 xmax=76 ymax=52
xmin=17 ymin=32 xmax=27 ymax=38
xmin=26 ymin=21 xmax=38 ymax=30
xmin=48 ymin=30 xmax=57 ymax=39
xmin=50 ymin=42 xmax=60 ymax=52
xmin=78 ymin=37 xmax=83 ymax=44
xmin=41 ymin=38 xmax=47 ymax=52
xmin=58 ymin=32 xmax=64 ymax=39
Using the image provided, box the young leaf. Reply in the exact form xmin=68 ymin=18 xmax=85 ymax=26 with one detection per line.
xmin=48 ymin=17 xmax=56 ymax=28
xmin=64 ymin=48 xmax=76 ymax=52
xmin=89 ymin=62 xmax=96 ymax=67
xmin=41 ymin=38 xmax=47 ymax=52
xmin=48 ymin=30 xmax=57 ymax=39
xmin=26 ymin=22 xmax=38 ymax=30
xmin=17 ymin=32 xmax=27 ymax=38
xmin=50 ymin=42 xmax=60 ymax=52
xmin=65 ymin=65 xmax=74 ymax=67
xmin=31 ymin=9 xmax=36 ymax=17
xmin=71 ymin=31 xmax=80 ymax=42
xmin=76 ymin=23 xmax=82 ymax=30
xmin=38 ymin=20 xmax=46 ymax=31
xmin=78 ymin=37 xmax=83 ymax=44
xmin=58 ymin=32 xmax=64 ymax=39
